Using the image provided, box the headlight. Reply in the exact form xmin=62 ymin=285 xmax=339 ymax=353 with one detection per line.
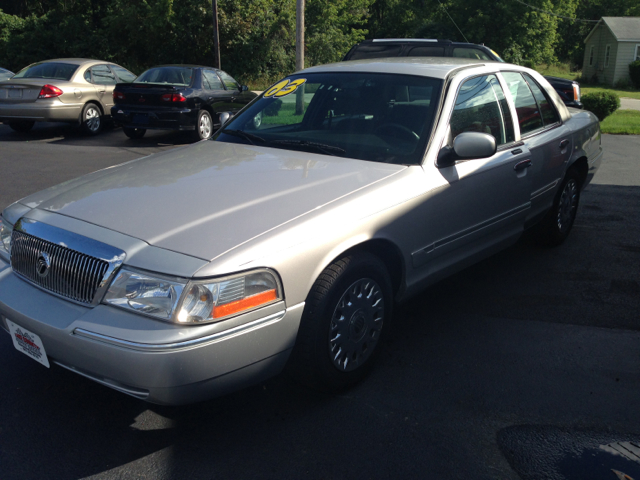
xmin=103 ymin=268 xmax=185 ymax=320
xmin=0 ymin=216 xmax=13 ymax=256
xmin=103 ymin=267 xmax=282 ymax=324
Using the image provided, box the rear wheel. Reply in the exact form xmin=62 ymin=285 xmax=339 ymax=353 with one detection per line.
xmin=123 ymin=127 xmax=146 ymax=139
xmin=195 ymin=110 xmax=213 ymax=140
xmin=287 ymin=252 xmax=392 ymax=391
xmin=537 ymin=168 xmax=581 ymax=246
xmin=8 ymin=121 xmax=34 ymax=133
xmin=80 ymin=103 xmax=102 ymax=135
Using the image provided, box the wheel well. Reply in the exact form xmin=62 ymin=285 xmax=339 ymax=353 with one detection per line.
xmin=569 ymin=156 xmax=588 ymax=187
xmin=342 ymin=239 xmax=405 ymax=299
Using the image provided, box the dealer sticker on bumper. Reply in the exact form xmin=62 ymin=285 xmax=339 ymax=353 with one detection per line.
xmin=7 ymin=320 xmax=50 ymax=368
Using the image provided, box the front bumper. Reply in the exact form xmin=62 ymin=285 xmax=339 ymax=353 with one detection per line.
xmin=0 ymin=265 xmax=303 ymax=405
xmin=111 ymin=106 xmax=197 ymax=131
xmin=0 ymin=99 xmax=84 ymax=123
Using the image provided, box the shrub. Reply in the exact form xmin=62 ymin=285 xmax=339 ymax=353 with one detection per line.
xmin=629 ymin=60 xmax=640 ymax=89
xmin=614 ymin=77 xmax=630 ymax=89
xmin=582 ymin=91 xmax=620 ymax=121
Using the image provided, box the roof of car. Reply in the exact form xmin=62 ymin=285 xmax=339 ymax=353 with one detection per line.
xmin=38 ymin=58 xmax=113 ymax=66
xmin=150 ymin=64 xmax=217 ymax=69
xmin=299 ymin=57 xmax=498 ymax=79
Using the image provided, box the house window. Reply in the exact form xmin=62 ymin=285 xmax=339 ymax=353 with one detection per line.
xmin=604 ymin=45 xmax=611 ymax=67
xmin=636 ymin=44 xmax=640 ymax=61
xmin=589 ymin=45 xmax=595 ymax=66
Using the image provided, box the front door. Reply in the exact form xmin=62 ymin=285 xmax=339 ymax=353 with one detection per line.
xmin=412 ymin=74 xmax=532 ymax=277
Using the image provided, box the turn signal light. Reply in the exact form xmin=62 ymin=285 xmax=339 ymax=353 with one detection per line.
xmin=572 ymin=84 xmax=581 ymax=102
xmin=212 ymin=289 xmax=278 ymax=319
xmin=161 ymin=93 xmax=187 ymax=103
xmin=38 ymin=84 xmax=63 ymax=99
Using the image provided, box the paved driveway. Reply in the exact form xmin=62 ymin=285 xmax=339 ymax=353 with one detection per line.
xmin=0 ymin=130 xmax=639 ymax=479
xmin=620 ymin=97 xmax=640 ymax=111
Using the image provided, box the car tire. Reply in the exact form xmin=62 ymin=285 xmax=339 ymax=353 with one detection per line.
xmin=8 ymin=121 xmax=35 ymax=133
xmin=123 ymin=127 xmax=146 ymax=139
xmin=536 ymin=168 xmax=581 ymax=246
xmin=196 ymin=110 xmax=213 ymax=140
xmin=287 ymin=252 xmax=392 ymax=392
xmin=80 ymin=103 xmax=102 ymax=135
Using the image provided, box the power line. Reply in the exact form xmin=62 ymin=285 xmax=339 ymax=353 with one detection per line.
xmin=436 ymin=0 xmax=470 ymax=43
xmin=514 ymin=0 xmax=600 ymax=23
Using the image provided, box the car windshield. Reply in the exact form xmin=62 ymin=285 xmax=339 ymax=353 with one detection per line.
xmin=134 ymin=67 xmax=193 ymax=86
xmin=214 ymin=72 xmax=443 ymax=165
xmin=13 ymin=62 xmax=78 ymax=81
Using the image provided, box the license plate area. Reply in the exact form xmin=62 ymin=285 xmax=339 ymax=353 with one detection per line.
xmin=132 ymin=114 xmax=148 ymax=124
xmin=8 ymin=89 xmax=23 ymax=99
xmin=7 ymin=320 xmax=50 ymax=368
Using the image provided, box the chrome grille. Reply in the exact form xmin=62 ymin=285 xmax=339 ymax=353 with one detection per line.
xmin=11 ymin=230 xmax=110 ymax=304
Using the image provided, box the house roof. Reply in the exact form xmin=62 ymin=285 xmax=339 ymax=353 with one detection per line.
xmin=585 ymin=17 xmax=640 ymax=43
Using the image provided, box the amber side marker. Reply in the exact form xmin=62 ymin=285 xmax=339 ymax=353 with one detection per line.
xmin=212 ymin=289 xmax=278 ymax=319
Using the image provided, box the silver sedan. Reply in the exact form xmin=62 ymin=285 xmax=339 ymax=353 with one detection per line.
xmin=0 ymin=58 xmax=602 ymax=404
xmin=0 ymin=58 xmax=136 ymax=134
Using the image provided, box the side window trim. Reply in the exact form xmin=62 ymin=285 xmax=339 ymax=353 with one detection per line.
xmin=521 ymin=72 xmax=561 ymax=129
xmin=495 ymin=72 xmax=521 ymax=141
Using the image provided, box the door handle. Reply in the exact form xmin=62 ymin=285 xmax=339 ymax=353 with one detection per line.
xmin=514 ymin=159 xmax=532 ymax=172
xmin=511 ymin=148 xmax=523 ymax=155
xmin=559 ymin=139 xmax=570 ymax=149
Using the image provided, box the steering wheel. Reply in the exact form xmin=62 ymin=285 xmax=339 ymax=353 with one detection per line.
xmin=375 ymin=123 xmax=420 ymax=142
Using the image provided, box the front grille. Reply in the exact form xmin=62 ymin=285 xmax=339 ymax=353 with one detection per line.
xmin=11 ymin=230 xmax=110 ymax=305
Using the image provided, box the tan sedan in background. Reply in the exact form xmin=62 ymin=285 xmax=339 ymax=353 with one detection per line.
xmin=0 ymin=58 xmax=136 ymax=135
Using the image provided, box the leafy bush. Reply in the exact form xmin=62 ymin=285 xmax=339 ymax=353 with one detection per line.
xmin=614 ymin=77 xmax=630 ymax=89
xmin=629 ymin=60 xmax=640 ymax=89
xmin=582 ymin=91 xmax=620 ymax=121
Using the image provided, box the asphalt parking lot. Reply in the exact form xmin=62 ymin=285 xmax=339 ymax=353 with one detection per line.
xmin=0 ymin=124 xmax=639 ymax=479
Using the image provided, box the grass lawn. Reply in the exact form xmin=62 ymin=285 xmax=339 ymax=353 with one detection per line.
xmin=600 ymin=110 xmax=640 ymax=135
xmin=535 ymin=63 xmax=579 ymax=81
xmin=582 ymin=86 xmax=640 ymax=100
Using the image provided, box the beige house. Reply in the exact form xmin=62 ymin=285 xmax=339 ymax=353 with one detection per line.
xmin=582 ymin=17 xmax=640 ymax=86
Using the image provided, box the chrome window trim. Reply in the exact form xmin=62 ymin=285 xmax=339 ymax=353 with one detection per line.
xmin=12 ymin=218 xmax=126 ymax=306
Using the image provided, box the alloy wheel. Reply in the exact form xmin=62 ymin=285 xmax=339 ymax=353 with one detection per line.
xmin=557 ymin=178 xmax=578 ymax=234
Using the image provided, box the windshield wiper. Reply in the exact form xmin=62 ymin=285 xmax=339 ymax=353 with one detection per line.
xmin=270 ymin=139 xmax=345 ymax=156
xmin=222 ymin=129 xmax=267 ymax=145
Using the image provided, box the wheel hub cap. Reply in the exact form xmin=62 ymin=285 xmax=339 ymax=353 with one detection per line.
xmin=557 ymin=179 xmax=578 ymax=233
xmin=329 ymin=278 xmax=384 ymax=372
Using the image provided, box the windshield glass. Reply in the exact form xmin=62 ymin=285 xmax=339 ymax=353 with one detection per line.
xmin=134 ymin=67 xmax=193 ymax=86
xmin=13 ymin=62 xmax=78 ymax=81
xmin=215 ymin=72 xmax=443 ymax=165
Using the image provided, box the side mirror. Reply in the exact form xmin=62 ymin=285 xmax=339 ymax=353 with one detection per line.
xmin=453 ymin=132 xmax=497 ymax=159
xmin=239 ymin=85 xmax=248 ymax=92
xmin=437 ymin=132 xmax=497 ymax=168
xmin=218 ymin=111 xmax=233 ymax=126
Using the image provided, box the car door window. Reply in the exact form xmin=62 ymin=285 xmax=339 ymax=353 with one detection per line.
xmin=91 ymin=65 xmax=117 ymax=85
xmin=449 ymin=74 xmax=515 ymax=146
xmin=84 ymin=69 xmax=92 ymax=83
xmin=203 ymin=70 xmax=224 ymax=90
xmin=452 ymin=47 xmax=492 ymax=61
xmin=522 ymin=73 xmax=559 ymax=126
xmin=501 ymin=72 xmax=544 ymax=136
xmin=218 ymin=71 xmax=239 ymax=90
xmin=111 ymin=66 xmax=136 ymax=83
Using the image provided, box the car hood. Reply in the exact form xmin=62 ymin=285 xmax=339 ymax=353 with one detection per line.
xmin=19 ymin=141 xmax=405 ymax=261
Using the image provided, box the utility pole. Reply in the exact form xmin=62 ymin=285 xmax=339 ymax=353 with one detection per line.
xmin=295 ymin=0 xmax=305 ymax=115
xmin=212 ymin=0 xmax=221 ymax=69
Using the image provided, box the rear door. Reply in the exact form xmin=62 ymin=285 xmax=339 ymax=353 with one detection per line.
xmin=88 ymin=64 xmax=118 ymax=112
xmin=500 ymin=71 xmax=571 ymax=223
xmin=202 ymin=69 xmax=230 ymax=120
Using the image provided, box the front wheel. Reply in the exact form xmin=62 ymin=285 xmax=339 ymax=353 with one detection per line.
xmin=195 ymin=110 xmax=213 ymax=140
xmin=8 ymin=121 xmax=35 ymax=133
xmin=287 ymin=252 xmax=392 ymax=391
xmin=123 ymin=127 xmax=146 ymax=139
xmin=536 ymin=169 xmax=581 ymax=246
xmin=80 ymin=103 xmax=102 ymax=135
